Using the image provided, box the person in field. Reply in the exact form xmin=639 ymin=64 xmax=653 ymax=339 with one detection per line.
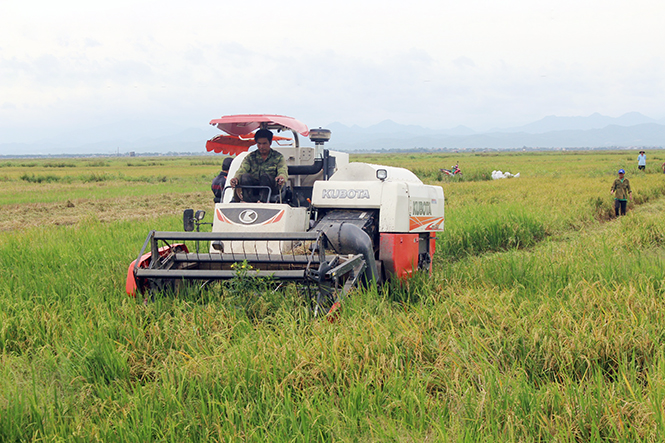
xmin=229 ymin=128 xmax=288 ymax=202
xmin=637 ymin=150 xmax=646 ymax=171
xmin=610 ymin=169 xmax=632 ymax=216
xmin=211 ymin=157 xmax=233 ymax=203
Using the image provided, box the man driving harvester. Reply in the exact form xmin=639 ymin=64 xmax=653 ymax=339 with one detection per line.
xmin=229 ymin=128 xmax=288 ymax=202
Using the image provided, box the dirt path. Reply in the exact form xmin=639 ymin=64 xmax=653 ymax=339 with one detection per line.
xmin=0 ymin=192 xmax=213 ymax=231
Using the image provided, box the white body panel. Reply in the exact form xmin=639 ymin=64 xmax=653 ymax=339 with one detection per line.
xmin=404 ymin=182 xmax=445 ymax=233
xmin=328 ymin=163 xmax=421 ymax=183
xmin=311 ymin=163 xmax=445 ymax=233
xmin=211 ymin=203 xmax=309 ymax=254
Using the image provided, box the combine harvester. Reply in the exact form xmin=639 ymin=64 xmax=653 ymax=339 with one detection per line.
xmin=126 ymin=115 xmax=445 ymax=315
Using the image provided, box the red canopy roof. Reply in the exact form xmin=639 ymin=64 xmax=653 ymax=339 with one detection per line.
xmin=209 ymin=114 xmax=309 ymax=137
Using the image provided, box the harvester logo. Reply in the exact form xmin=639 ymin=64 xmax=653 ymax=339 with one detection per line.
xmin=239 ymin=209 xmax=259 ymax=224
xmin=321 ymin=189 xmax=370 ymax=199
xmin=412 ymin=200 xmax=432 ymax=216
xmin=217 ymin=208 xmax=284 ymax=226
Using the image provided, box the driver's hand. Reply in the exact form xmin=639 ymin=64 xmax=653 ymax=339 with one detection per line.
xmin=276 ymin=176 xmax=285 ymax=186
xmin=230 ymin=177 xmax=238 ymax=188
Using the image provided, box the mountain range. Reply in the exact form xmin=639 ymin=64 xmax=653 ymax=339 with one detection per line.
xmin=325 ymin=112 xmax=665 ymax=151
xmin=2 ymin=112 xmax=665 ymax=156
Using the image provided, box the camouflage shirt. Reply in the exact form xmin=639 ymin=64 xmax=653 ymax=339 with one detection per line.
xmin=611 ymin=178 xmax=632 ymax=201
xmin=233 ymin=149 xmax=288 ymax=183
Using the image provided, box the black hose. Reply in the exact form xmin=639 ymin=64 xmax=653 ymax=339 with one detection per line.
xmin=321 ymin=222 xmax=378 ymax=284
xmin=288 ymin=159 xmax=323 ymax=175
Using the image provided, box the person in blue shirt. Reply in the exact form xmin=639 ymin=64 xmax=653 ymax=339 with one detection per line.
xmin=637 ymin=151 xmax=646 ymax=171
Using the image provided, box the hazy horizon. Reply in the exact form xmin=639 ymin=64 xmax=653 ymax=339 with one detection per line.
xmin=3 ymin=111 xmax=665 ymax=157
xmin=2 ymin=0 xmax=665 ymax=151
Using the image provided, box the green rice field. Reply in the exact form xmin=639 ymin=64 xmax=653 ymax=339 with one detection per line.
xmin=2 ymin=150 xmax=665 ymax=441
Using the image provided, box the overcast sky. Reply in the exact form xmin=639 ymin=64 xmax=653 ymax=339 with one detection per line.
xmin=1 ymin=0 xmax=664 ymax=144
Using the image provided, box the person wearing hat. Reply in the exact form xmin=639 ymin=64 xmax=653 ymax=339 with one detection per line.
xmin=610 ymin=169 xmax=632 ymax=216
xmin=637 ymin=151 xmax=646 ymax=171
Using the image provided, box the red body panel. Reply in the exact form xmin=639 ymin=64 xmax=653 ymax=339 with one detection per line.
xmin=379 ymin=233 xmax=420 ymax=280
